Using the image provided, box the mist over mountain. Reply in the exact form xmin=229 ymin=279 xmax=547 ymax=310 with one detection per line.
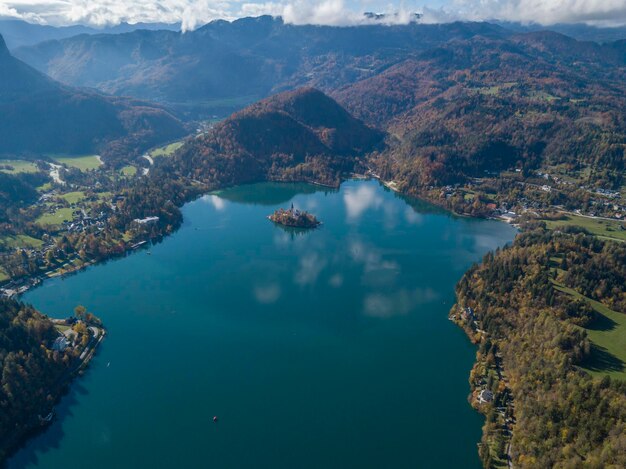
xmin=495 ymin=22 xmax=626 ymax=43
xmin=0 ymin=33 xmax=185 ymax=159
xmin=0 ymin=19 xmax=180 ymax=49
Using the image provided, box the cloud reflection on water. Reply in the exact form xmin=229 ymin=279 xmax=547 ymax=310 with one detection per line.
xmin=294 ymin=252 xmax=328 ymax=286
xmin=201 ymin=194 xmax=226 ymax=211
xmin=404 ymin=206 xmax=423 ymax=225
xmin=240 ymin=180 xmax=513 ymax=319
xmin=254 ymin=284 xmax=282 ymax=304
xmin=364 ymin=288 xmax=439 ymax=318
xmin=349 ymin=240 xmax=399 ymax=274
xmin=343 ymin=184 xmax=383 ymax=221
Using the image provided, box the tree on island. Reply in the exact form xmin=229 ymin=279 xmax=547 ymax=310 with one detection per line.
xmin=268 ymin=204 xmax=321 ymax=229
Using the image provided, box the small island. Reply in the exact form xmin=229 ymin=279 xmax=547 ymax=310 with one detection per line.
xmin=268 ymin=204 xmax=321 ymax=229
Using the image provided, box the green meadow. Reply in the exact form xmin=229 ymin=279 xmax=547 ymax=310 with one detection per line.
xmin=49 ymin=154 xmax=102 ymax=171
xmin=120 ymin=165 xmax=137 ymax=176
xmin=0 ymin=235 xmax=43 ymax=249
xmin=36 ymin=207 xmax=75 ymax=226
xmin=150 ymin=141 xmax=183 ymax=158
xmin=555 ymin=283 xmax=626 ymax=381
xmin=60 ymin=191 xmax=87 ymax=204
xmin=543 ymin=214 xmax=626 ymax=242
xmin=0 ymin=159 xmax=39 ymax=174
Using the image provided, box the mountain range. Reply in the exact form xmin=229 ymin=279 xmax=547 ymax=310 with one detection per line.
xmin=12 ymin=17 xmax=508 ymax=117
xmin=2 ymin=16 xmax=625 ymax=188
xmin=0 ymin=33 xmax=185 ymax=161
xmin=0 ymin=19 xmax=180 ymax=49
xmin=333 ymin=32 xmax=626 ymax=188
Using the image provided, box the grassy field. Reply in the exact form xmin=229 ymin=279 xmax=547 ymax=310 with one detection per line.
xmin=0 ymin=235 xmax=43 ymax=249
xmin=554 ymin=283 xmax=626 ymax=381
xmin=0 ymin=159 xmax=39 ymax=174
xmin=97 ymin=191 xmax=112 ymax=201
xmin=60 ymin=191 xmax=86 ymax=204
xmin=49 ymin=154 xmax=102 ymax=171
xmin=0 ymin=268 xmax=8 ymax=282
xmin=543 ymin=214 xmax=626 ymax=242
xmin=120 ymin=165 xmax=137 ymax=176
xmin=36 ymin=207 xmax=74 ymax=226
xmin=150 ymin=141 xmax=183 ymax=158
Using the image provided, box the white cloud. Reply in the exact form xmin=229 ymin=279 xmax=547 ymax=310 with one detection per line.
xmin=424 ymin=0 xmax=626 ymax=27
xmin=1 ymin=1 xmax=624 ymax=30
xmin=283 ymin=0 xmax=358 ymax=26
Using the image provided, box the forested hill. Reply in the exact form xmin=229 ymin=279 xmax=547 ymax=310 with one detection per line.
xmin=334 ymin=33 xmax=626 ymax=189
xmin=0 ymin=33 xmax=186 ymax=160
xmin=454 ymin=227 xmax=626 ymax=467
xmin=172 ymin=88 xmax=384 ymax=187
xmin=0 ymin=299 xmax=68 ymax=460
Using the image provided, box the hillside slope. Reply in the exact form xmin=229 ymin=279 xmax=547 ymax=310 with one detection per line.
xmin=334 ymin=33 xmax=626 ymax=188
xmin=172 ymin=87 xmax=383 ymax=187
xmin=0 ymin=33 xmax=186 ymax=162
xmin=13 ymin=17 xmax=507 ymax=117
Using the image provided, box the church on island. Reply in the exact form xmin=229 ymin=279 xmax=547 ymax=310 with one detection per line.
xmin=268 ymin=204 xmax=321 ymax=229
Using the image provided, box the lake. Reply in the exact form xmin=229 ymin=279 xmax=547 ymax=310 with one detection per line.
xmin=9 ymin=180 xmax=516 ymax=468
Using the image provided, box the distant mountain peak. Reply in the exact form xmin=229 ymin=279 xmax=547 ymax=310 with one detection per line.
xmin=0 ymin=36 xmax=185 ymax=157
xmin=0 ymin=34 xmax=8 ymax=56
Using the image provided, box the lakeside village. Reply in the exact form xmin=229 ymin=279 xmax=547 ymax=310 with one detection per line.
xmin=370 ymin=166 xmax=626 ymax=230
xmin=0 ymin=185 xmax=162 ymax=299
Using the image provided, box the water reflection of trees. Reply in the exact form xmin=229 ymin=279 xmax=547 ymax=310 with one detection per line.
xmin=213 ymin=182 xmax=337 ymax=206
xmin=272 ymin=223 xmax=317 ymax=240
xmin=389 ymin=187 xmax=450 ymax=217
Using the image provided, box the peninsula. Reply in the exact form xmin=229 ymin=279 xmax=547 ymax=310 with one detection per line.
xmin=268 ymin=204 xmax=321 ymax=229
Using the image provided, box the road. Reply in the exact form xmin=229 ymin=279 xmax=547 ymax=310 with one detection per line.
xmin=141 ymin=154 xmax=154 ymax=175
xmin=48 ymin=163 xmax=65 ymax=185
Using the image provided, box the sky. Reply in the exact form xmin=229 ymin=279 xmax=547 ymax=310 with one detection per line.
xmin=1 ymin=0 xmax=625 ymax=31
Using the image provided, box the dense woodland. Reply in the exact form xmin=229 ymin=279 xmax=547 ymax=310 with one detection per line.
xmin=0 ymin=299 xmax=68 ymax=459
xmin=173 ymin=88 xmax=383 ymax=188
xmin=336 ymin=34 xmax=626 ymax=190
xmin=455 ymin=227 xmax=626 ymax=467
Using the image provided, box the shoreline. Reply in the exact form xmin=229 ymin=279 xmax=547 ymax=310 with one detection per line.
xmin=1 ymin=322 xmax=106 ymax=463
xmin=449 ymin=307 xmax=515 ymax=468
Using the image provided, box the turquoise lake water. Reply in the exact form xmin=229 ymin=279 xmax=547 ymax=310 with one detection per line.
xmin=10 ymin=180 xmax=516 ymax=468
